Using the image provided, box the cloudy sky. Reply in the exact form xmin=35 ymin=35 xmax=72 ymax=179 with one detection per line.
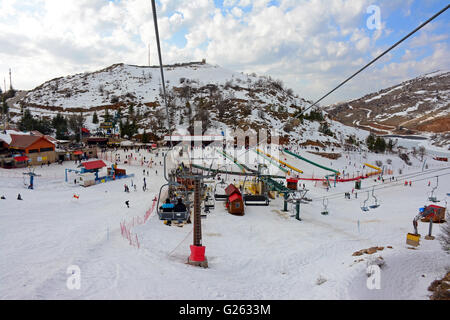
xmin=0 ymin=0 xmax=449 ymax=105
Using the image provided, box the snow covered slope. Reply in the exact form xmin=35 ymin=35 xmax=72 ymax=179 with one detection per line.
xmin=326 ymin=71 xmax=450 ymax=146
xmin=1 ymin=147 xmax=449 ymax=299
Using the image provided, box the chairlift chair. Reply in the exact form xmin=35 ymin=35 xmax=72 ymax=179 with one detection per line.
xmin=369 ymin=187 xmax=381 ymax=209
xmin=204 ymin=192 xmax=215 ymax=212
xmin=156 ymin=182 xmax=190 ymax=223
xmin=244 ymin=194 xmax=270 ymax=206
xmin=361 ymin=191 xmax=370 ymax=212
xmin=428 ymin=177 xmax=439 ymax=203
xmin=321 ymin=197 xmax=329 ymax=215
xmin=214 ymin=180 xmax=228 ymax=201
xmin=242 ymin=175 xmax=270 ymax=206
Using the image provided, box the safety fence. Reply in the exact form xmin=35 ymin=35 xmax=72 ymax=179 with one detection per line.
xmin=120 ymin=196 xmax=158 ymax=249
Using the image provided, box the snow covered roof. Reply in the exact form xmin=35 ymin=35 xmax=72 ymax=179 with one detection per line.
xmin=0 ymin=130 xmax=30 ymax=145
xmin=9 ymin=135 xmax=43 ymax=149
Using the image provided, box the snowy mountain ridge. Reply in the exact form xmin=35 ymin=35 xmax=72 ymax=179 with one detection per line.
xmin=6 ymin=62 xmax=375 ymax=148
xmin=326 ymin=71 xmax=450 ymax=138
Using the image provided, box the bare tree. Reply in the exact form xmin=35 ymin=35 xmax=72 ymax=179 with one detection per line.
xmin=68 ymin=113 xmax=85 ymax=142
xmin=418 ymin=146 xmax=426 ymax=161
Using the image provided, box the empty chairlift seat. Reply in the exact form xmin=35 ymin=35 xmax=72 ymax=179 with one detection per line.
xmin=243 ymin=194 xmax=270 ymax=206
xmin=214 ymin=181 xmax=228 ymax=201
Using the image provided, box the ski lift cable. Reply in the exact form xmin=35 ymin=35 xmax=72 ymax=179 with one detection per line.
xmin=310 ymin=171 xmax=450 ymax=201
xmin=314 ymin=173 xmax=445 ymax=202
xmin=312 ymin=166 xmax=450 ymax=200
xmin=311 ymin=169 xmax=450 ymax=201
xmin=308 ymin=168 xmax=449 ymax=202
xmin=151 ymin=0 xmax=177 ymax=184
xmin=151 ymin=0 xmax=171 ymax=146
xmin=232 ymin=5 xmax=449 ymax=164
xmin=298 ymin=4 xmax=450 ymax=116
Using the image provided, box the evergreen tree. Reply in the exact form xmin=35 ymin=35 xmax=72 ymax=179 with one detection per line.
xmin=18 ymin=109 xmax=35 ymax=131
xmin=120 ymin=119 xmax=130 ymax=138
xmin=366 ymin=134 xmax=386 ymax=153
xmin=304 ymin=109 xmax=324 ymax=122
xmin=52 ymin=113 xmax=69 ymax=140
xmin=92 ymin=111 xmax=99 ymax=124
xmin=3 ymin=88 xmax=16 ymax=100
xmin=374 ymin=136 xmax=386 ymax=153
xmin=319 ymin=122 xmax=334 ymax=137
xmin=128 ymin=104 xmax=134 ymax=118
xmin=142 ymin=130 xmax=149 ymax=143
xmin=119 ymin=120 xmax=124 ymax=137
xmin=130 ymin=119 xmax=138 ymax=138
xmin=104 ymin=108 xmax=111 ymax=122
xmin=1 ymin=97 xmax=8 ymax=126
xmin=35 ymin=118 xmax=53 ymax=135
xmin=366 ymin=133 xmax=376 ymax=151
xmin=2 ymin=97 xmax=8 ymax=115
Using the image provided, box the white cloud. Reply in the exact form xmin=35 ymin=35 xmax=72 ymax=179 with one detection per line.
xmin=0 ymin=0 xmax=448 ymax=105
xmin=231 ymin=7 xmax=243 ymax=18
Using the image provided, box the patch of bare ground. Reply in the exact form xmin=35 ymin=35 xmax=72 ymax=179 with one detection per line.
xmin=21 ymin=102 xmax=129 ymax=113
xmin=428 ymin=271 xmax=450 ymax=300
xmin=352 ymin=246 xmax=392 ymax=256
xmin=355 ymin=124 xmax=388 ymax=135
xmin=299 ymin=140 xmax=326 ymax=148
xmin=307 ymin=152 xmax=342 ymax=160
xmin=416 ymin=117 xmax=450 ymax=133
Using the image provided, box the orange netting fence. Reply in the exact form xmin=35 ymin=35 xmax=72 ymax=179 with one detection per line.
xmin=120 ymin=196 xmax=158 ymax=249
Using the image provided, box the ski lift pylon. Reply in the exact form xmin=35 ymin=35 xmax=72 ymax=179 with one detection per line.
xmin=428 ymin=176 xmax=439 ymax=203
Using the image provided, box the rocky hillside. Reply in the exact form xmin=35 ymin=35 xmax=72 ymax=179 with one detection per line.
xmin=6 ymin=62 xmax=372 ymax=148
xmin=326 ymin=71 xmax=450 ymax=136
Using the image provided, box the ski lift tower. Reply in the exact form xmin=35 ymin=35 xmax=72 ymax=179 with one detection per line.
xmin=23 ymin=167 xmax=41 ymax=189
xmin=285 ymin=188 xmax=309 ymax=221
xmin=178 ymin=161 xmax=218 ymax=268
xmin=150 ymin=0 xmax=217 ymax=268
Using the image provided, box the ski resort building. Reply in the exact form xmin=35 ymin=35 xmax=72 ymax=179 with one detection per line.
xmin=8 ymin=134 xmax=56 ymax=165
xmin=0 ymin=130 xmax=56 ymax=167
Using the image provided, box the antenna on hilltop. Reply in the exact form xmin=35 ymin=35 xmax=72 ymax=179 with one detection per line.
xmin=9 ymin=68 xmax=12 ymax=90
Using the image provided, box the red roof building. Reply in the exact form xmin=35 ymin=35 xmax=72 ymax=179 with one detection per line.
xmin=81 ymin=160 xmax=106 ymax=170
xmin=225 ymin=184 xmax=241 ymax=197
xmin=225 ymin=184 xmax=244 ymax=216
